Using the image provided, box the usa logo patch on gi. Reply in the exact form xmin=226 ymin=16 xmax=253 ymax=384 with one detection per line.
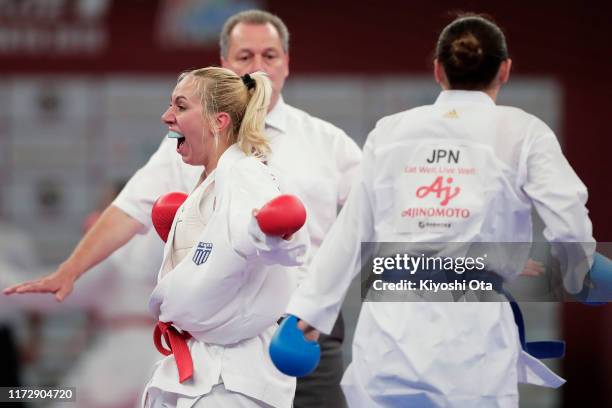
xmin=192 ymin=242 xmax=213 ymax=265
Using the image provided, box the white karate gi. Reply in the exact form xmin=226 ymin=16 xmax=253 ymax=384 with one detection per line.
xmin=143 ymin=145 xmax=309 ymax=408
xmin=112 ymin=96 xmax=361 ymax=405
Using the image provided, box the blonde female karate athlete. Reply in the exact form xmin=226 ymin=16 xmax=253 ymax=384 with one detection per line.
xmin=284 ymin=14 xmax=595 ymax=407
xmin=141 ymin=68 xmax=309 ymax=408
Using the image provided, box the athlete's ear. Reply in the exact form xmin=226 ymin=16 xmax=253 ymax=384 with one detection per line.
xmin=215 ymin=112 xmax=231 ymax=133
xmin=434 ymin=59 xmax=449 ymax=90
xmin=498 ymin=59 xmax=512 ymax=85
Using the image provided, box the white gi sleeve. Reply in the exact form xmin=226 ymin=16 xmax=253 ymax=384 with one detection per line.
xmin=112 ymin=137 xmax=193 ymax=230
xmin=521 ymin=119 xmax=595 ymax=293
xmin=229 ymin=162 xmax=310 ymax=266
xmin=286 ymin=137 xmax=376 ymax=334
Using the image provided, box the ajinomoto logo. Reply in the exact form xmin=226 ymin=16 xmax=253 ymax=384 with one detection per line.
xmin=416 ymin=176 xmax=460 ymax=206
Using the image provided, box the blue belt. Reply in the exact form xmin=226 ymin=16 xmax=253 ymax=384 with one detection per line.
xmin=502 ymin=289 xmax=565 ymax=359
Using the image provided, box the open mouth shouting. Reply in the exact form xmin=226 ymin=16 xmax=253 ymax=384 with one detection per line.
xmin=167 ymin=130 xmax=186 ymax=152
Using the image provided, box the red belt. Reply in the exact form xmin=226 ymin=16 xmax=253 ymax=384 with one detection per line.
xmin=153 ymin=321 xmax=194 ymax=383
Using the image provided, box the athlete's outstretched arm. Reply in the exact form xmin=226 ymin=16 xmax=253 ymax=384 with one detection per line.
xmin=3 ymin=206 xmax=142 ymax=301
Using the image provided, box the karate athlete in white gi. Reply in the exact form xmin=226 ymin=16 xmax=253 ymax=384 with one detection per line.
xmin=123 ymin=12 xmax=361 ymax=406
xmin=142 ymin=67 xmax=310 ymax=408
xmin=4 ymin=10 xmax=360 ymax=408
xmin=285 ymin=14 xmax=595 ymax=407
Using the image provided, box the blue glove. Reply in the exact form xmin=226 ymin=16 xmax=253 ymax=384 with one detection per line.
xmin=580 ymin=252 xmax=612 ymax=305
xmin=269 ymin=315 xmax=320 ymax=377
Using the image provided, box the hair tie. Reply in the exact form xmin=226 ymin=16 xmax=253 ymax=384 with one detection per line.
xmin=241 ymin=73 xmax=256 ymax=90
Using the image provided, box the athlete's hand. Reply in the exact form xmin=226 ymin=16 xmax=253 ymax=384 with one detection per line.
xmin=152 ymin=192 xmax=188 ymax=242
xmin=3 ymin=263 xmax=77 ymax=302
xmin=520 ymin=259 xmax=545 ymax=277
xmin=254 ymin=195 xmax=307 ymax=240
xmin=269 ymin=315 xmax=321 ymax=377
xmin=297 ymin=319 xmax=321 ymax=342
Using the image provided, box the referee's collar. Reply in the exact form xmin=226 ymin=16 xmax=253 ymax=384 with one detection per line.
xmin=435 ymin=90 xmax=495 ymax=106
xmin=265 ymin=96 xmax=288 ymax=133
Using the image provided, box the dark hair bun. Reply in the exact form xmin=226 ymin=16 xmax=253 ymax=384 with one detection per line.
xmin=450 ymin=33 xmax=483 ymax=71
xmin=435 ymin=14 xmax=508 ymax=90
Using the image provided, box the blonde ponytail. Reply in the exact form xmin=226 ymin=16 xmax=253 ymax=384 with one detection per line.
xmin=237 ymin=71 xmax=271 ymax=157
